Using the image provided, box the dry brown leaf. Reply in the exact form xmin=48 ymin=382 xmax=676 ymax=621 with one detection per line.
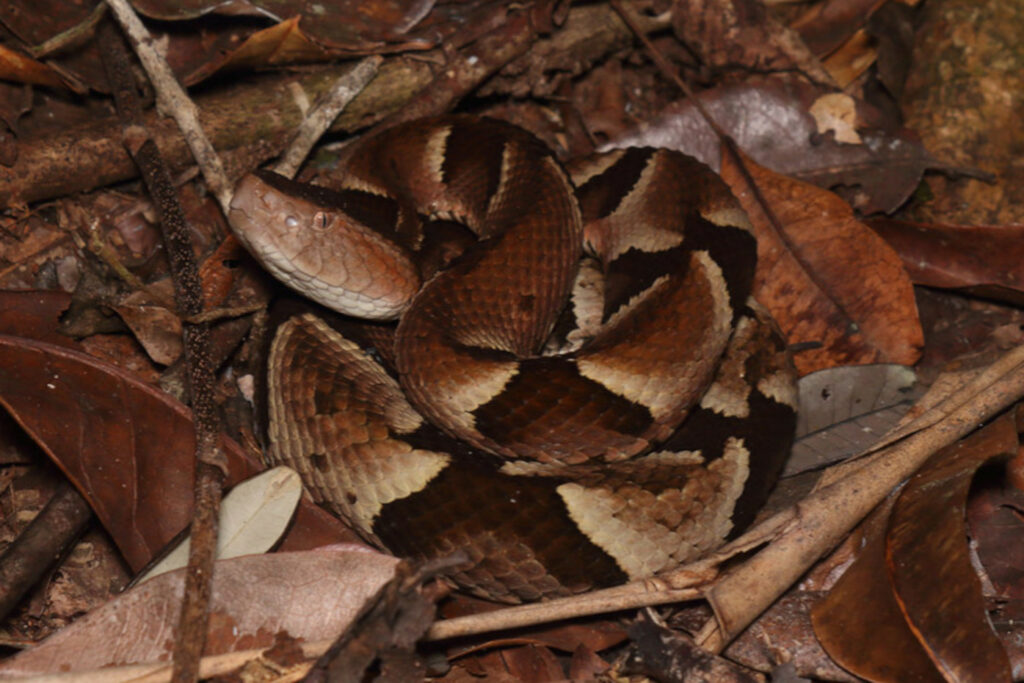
xmin=885 ymin=416 xmax=1015 ymax=681
xmin=182 ymin=16 xmax=328 ymax=87
xmin=968 ymin=476 xmax=1024 ymax=621
xmin=471 ymin=645 xmax=565 ymax=682
xmin=0 ymin=334 xmax=354 ymax=570
xmin=720 ymin=150 xmax=923 ymax=375
xmin=868 ymin=219 xmax=1024 ymax=306
xmin=0 ymin=290 xmax=76 ymax=348
xmin=789 ymin=0 xmax=886 ymax=57
xmin=0 ymin=44 xmax=68 ymax=89
xmin=789 ymin=364 xmax=918 ymax=474
xmin=568 ymin=645 xmax=612 ymax=680
xmin=112 ymin=300 xmax=183 ymax=366
xmin=811 ymin=506 xmax=943 ymax=682
xmin=813 ymin=413 xmax=1017 ymax=682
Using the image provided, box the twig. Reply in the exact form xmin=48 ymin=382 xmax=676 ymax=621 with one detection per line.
xmin=0 ymin=480 xmax=93 ymax=622
xmin=272 ymin=57 xmax=382 ymax=179
xmin=696 ymin=343 xmax=1024 ymax=651
xmin=184 ymin=303 xmax=268 ymax=326
xmin=103 ymin=0 xmax=231 ymax=211
xmin=426 ymin=581 xmax=704 ymax=642
xmin=97 ymin=14 xmax=225 ymax=683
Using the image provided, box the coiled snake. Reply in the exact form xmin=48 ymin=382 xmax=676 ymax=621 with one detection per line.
xmin=228 ymin=116 xmax=797 ymax=603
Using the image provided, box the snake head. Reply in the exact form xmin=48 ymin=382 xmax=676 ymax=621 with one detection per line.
xmin=228 ymin=171 xmax=421 ymax=320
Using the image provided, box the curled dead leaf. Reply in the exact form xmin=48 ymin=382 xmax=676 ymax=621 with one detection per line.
xmin=812 ymin=413 xmax=1017 ymax=682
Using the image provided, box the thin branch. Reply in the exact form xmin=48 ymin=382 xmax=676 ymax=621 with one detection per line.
xmin=97 ymin=13 xmax=226 ymax=683
xmin=0 ymin=481 xmax=93 ymax=622
xmin=103 ymin=0 xmax=231 ymax=211
xmin=426 ymin=582 xmax=703 ymax=642
xmin=1 ymin=4 xmax=668 ymax=206
xmin=697 ymin=343 xmax=1024 ymax=651
xmin=272 ymin=56 xmax=382 ymax=179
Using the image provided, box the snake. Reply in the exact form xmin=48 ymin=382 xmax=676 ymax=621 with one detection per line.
xmin=227 ymin=115 xmax=798 ymax=603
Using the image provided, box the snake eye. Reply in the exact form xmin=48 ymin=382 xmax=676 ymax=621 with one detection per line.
xmin=311 ymin=211 xmax=335 ymax=231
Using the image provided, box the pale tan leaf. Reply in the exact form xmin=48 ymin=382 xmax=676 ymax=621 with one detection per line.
xmin=0 ymin=547 xmax=399 ymax=678
xmin=136 ymin=466 xmax=303 ymax=583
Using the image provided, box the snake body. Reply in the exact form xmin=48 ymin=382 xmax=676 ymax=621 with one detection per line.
xmin=228 ymin=116 xmax=797 ymax=603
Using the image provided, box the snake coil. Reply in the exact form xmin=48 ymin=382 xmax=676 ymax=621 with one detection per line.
xmin=228 ymin=116 xmax=797 ymax=603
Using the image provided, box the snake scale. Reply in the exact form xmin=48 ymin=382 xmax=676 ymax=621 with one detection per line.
xmin=228 ymin=116 xmax=798 ymax=603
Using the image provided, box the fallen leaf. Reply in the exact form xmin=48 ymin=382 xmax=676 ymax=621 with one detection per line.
xmin=0 ymin=547 xmax=399 ymax=678
xmin=789 ymin=0 xmax=886 ymax=58
xmin=111 ymin=300 xmax=183 ymax=366
xmin=136 ymin=466 xmax=303 ymax=583
xmin=813 ymin=413 xmax=1017 ymax=682
xmin=968 ymin=477 xmax=1024 ymax=620
xmin=0 ymin=290 xmax=75 ymax=348
xmin=886 ymin=416 xmax=1015 ymax=681
xmin=719 ymin=150 xmax=923 ymax=374
xmin=181 ymin=16 xmax=328 ymax=87
xmin=797 ymin=364 xmax=917 ymax=437
xmin=812 ymin=505 xmax=942 ymax=682
xmin=0 ymin=334 xmax=352 ymax=571
xmin=475 ymin=645 xmax=564 ymax=682
xmin=605 ymin=79 xmax=936 ymax=214
xmin=867 ymin=218 xmax=1024 ymax=306
xmin=866 ymin=1 xmax=916 ymax=100
xmin=0 ymin=43 xmax=69 ymax=90
xmin=788 ymin=364 xmax=918 ymax=475
xmin=568 ymin=645 xmax=611 ymax=680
